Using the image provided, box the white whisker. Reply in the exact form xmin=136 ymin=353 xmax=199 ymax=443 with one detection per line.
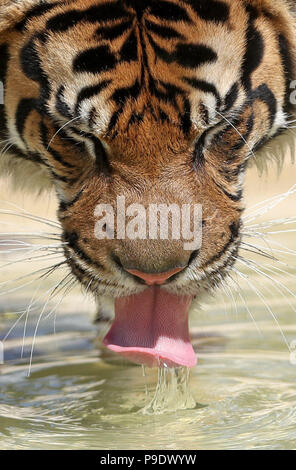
xmin=46 ymin=116 xmax=80 ymax=149
xmin=231 ymin=264 xmax=292 ymax=351
xmin=228 ymin=273 xmax=263 ymax=337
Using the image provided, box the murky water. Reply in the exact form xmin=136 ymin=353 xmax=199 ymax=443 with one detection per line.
xmin=0 ymin=179 xmax=296 ymax=450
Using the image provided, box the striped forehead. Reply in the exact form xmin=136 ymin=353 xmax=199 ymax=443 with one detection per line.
xmin=29 ymin=0 xmax=247 ymax=134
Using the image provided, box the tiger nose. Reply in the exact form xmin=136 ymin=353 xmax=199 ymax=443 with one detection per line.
xmin=125 ymin=266 xmax=186 ymax=285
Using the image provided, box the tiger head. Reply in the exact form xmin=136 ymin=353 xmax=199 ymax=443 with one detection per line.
xmin=0 ymin=0 xmax=295 ymax=367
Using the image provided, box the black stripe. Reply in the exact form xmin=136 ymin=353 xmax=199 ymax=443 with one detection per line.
xmin=50 ymin=169 xmax=76 ymax=184
xmin=95 ymin=20 xmax=132 ymax=40
xmin=81 ymin=133 xmax=110 ymax=174
xmin=0 ymin=44 xmax=9 ymax=87
xmin=241 ymin=7 xmax=264 ymax=91
xmin=251 ymin=84 xmax=277 ymax=128
xmin=158 ymin=108 xmax=169 ymax=123
xmin=73 ymin=46 xmax=117 ymax=74
xmin=147 ymin=34 xmax=217 ymax=68
xmin=184 ymin=77 xmax=221 ymax=108
xmin=56 ymin=86 xmax=73 ymax=119
xmin=174 ymin=43 xmax=217 ymax=69
xmin=193 ymin=132 xmax=206 ymax=171
xmin=46 ymin=3 xmax=128 ymax=33
xmin=145 ymin=20 xmax=183 ymax=40
xmin=214 ymin=112 xmax=241 ymax=143
xmin=214 ymin=179 xmax=243 ymax=202
xmin=184 ymin=0 xmax=229 ymax=23
xmin=221 ymin=162 xmax=247 ymax=183
xmin=128 ymin=111 xmax=144 ymax=126
xmin=204 ymin=221 xmax=241 ymax=268
xmin=64 ymin=231 xmax=104 ymax=270
xmin=16 ymin=98 xmax=37 ymax=139
xmin=20 ymin=35 xmax=51 ymax=112
xmin=149 ymin=1 xmax=191 ymax=22
xmin=111 ymin=79 xmax=141 ymax=106
xmin=40 ymin=121 xmax=76 ymax=169
xmin=20 ymin=36 xmax=44 ymax=81
xmin=66 ymin=256 xmax=88 ymax=281
xmin=92 ymin=137 xmax=110 ymax=174
xmin=2 ymin=145 xmax=46 ymax=165
xmin=120 ymin=29 xmax=138 ymax=62
xmin=59 ymin=190 xmax=83 ymax=212
xmin=223 ymin=82 xmax=239 ymax=112
xmin=57 ymin=128 xmax=86 ymax=153
xmin=75 ymin=80 xmax=111 ymax=114
xmin=125 ymin=0 xmax=149 ymax=18
xmin=206 ymin=245 xmax=238 ymax=281
xmin=15 ymin=2 xmax=61 ymax=31
xmin=159 ymin=80 xmax=183 ymax=101
xmin=230 ymin=112 xmax=254 ymax=153
xmin=146 ymin=33 xmax=172 ymax=62
xmin=70 ymin=127 xmax=110 ymax=170
xmin=180 ymin=97 xmax=192 ymax=134
xmin=46 ymin=10 xmax=85 ymax=33
xmin=107 ymin=110 xmax=123 ymax=136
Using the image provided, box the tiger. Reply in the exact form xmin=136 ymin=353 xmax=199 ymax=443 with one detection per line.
xmin=0 ymin=0 xmax=295 ymax=368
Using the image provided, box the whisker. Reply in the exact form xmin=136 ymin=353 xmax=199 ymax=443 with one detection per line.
xmin=0 ymin=260 xmax=67 ymax=295
xmin=224 ymin=277 xmax=239 ymax=318
xmin=237 ymin=256 xmax=296 ymax=307
xmin=243 ymin=185 xmax=296 ymax=223
xmin=216 ymin=275 xmax=230 ymax=316
xmin=2 ymin=269 xmax=68 ymax=343
xmin=243 ymin=242 xmax=296 ymax=258
xmin=26 ymin=269 xmax=75 ymax=376
xmin=228 ymin=273 xmax=264 ymax=337
xmin=242 ymin=232 xmax=296 ymax=258
xmin=46 ymin=279 xmax=78 ymax=338
xmin=0 ymin=234 xmax=64 ymax=244
xmin=240 ymin=242 xmax=277 ymax=261
xmin=206 ymin=105 xmax=257 ymax=161
xmin=0 ymin=242 xmax=65 ymax=252
xmin=0 ymin=200 xmax=61 ymax=228
xmin=21 ymin=279 xmax=45 ymax=359
xmin=2 ymin=309 xmax=30 ymax=343
xmin=231 ymin=265 xmax=291 ymax=351
xmin=0 ymin=142 xmax=15 ymax=158
xmin=0 ymin=252 xmax=65 ymax=271
xmin=47 ymin=116 xmax=80 ymax=149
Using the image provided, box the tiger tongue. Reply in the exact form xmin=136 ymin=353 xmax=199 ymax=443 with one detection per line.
xmin=103 ymin=287 xmax=196 ymax=368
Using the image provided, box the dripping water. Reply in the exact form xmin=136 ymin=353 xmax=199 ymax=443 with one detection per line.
xmin=141 ymin=364 xmax=197 ymax=415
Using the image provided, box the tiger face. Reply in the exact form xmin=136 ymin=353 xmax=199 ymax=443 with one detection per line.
xmin=0 ymin=0 xmax=295 ymax=367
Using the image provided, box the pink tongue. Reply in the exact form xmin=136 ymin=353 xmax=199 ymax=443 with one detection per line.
xmin=103 ymin=287 xmax=196 ymax=368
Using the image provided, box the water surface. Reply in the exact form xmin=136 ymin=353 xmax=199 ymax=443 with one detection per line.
xmin=1 ymin=268 xmax=296 ymax=450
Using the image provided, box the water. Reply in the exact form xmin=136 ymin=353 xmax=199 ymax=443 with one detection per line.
xmin=1 ymin=267 xmax=296 ymax=450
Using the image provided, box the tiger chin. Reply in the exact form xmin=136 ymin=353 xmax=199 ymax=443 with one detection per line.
xmin=0 ymin=0 xmax=295 ymax=369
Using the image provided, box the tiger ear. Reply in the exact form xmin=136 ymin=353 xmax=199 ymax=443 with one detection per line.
xmin=0 ymin=0 xmax=42 ymax=34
